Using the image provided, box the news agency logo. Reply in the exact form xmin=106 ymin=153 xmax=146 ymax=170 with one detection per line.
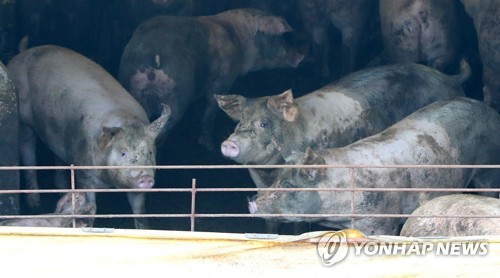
xmin=316 ymin=231 xmax=349 ymax=266
xmin=316 ymin=231 xmax=489 ymax=267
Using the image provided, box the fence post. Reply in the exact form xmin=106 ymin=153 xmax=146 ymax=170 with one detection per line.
xmin=191 ymin=178 xmax=196 ymax=232
xmin=70 ymin=164 xmax=76 ymax=228
xmin=350 ymin=167 xmax=356 ymax=229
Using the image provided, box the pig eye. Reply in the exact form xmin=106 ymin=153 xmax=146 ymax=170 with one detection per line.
xmin=121 ymin=151 xmax=127 ymax=157
xmin=260 ymin=121 xmax=269 ymax=128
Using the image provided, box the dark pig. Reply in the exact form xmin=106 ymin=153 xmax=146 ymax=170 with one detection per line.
xmin=217 ymin=61 xmax=470 ymax=188
xmin=0 ymin=192 xmax=96 ymax=228
xmin=118 ymin=8 xmax=304 ymax=148
xmin=0 ymin=61 xmax=20 ymax=216
xmin=7 ymin=45 xmax=170 ymax=229
xmin=296 ymin=0 xmax=376 ymax=78
xmin=459 ymin=0 xmax=500 ymax=112
xmin=379 ymin=0 xmax=461 ymax=74
xmin=400 ymin=194 xmax=500 ymax=237
xmin=249 ymin=98 xmax=500 ymax=235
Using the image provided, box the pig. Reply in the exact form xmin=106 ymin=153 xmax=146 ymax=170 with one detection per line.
xmin=7 ymin=45 xmax=170 ymax=229
xmin=249 ymin=97 xmax=500 ymax=235
xmin=400 ymin=194 xmax=500 ymax=237
xmin=295 ymin=0 xmax=376 ymax=79
xmin=118 ymin=8 xmax=304 ymax=149
xmin=0 ymin=61 xmax=20 ymax=216
xmin=0 ymin=192 xmax=96 ymax=228
xmin=379 ymin=0 xmax=461 ymax=74
xmin=459 ymin=0 xmax=500 ymax=112
xmin=217 ymin=60 xmax=470 ymax=189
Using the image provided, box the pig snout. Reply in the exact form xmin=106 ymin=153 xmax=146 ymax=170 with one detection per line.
xmin=138 ymin=175 xmax=155 ymax=189
xmin=248 ymin=200 xmax=258 ymax=214
xmin=130 ymin=170 xmax=155 ymax=189
xmin=221 ymin=140 xmax=240 ymax=158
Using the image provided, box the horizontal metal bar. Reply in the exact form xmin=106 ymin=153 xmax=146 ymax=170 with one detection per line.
xmin=2 ymin=164 xmax=500 ymax=170
xmin=0 ymin=214 xmax=100 ymax=219
xmin=0 ymin=187 xmax=498 ymax=194
xmin=2 ymin=213 xmax=498 ymax=220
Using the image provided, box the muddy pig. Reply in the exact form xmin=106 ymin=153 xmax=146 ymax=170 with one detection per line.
xmin=0 ymin=61 xmax=20 ymax=216
xmin=379 ymin=0 xmax=461 ymax=74
xmin=7 ymin=45 xmax=170 ymax=229
xmin=118 ymin=8 xmax=304 ymax=149
xmin=459 ymin=0 xmax=500 ymax=112
xmin=217 ymin=61 xmax=470 ymax=189
xmin=248 ymin=98 xmax=500 ymax=235
xmin=400 ymin=194 xmax=500 ymax=237
xmin=0 ymin=192 xmax=96 ymax=228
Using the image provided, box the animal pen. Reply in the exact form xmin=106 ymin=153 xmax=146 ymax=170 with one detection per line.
xmin=0 ymin=164 xmax=499 ymax=276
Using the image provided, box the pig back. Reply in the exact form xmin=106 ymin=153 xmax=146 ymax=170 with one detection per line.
xmin=296 ymin=62 xmax=467 ymax=149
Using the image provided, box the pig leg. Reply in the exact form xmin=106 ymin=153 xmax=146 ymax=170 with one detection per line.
xmin=297 ymin=0 xmax=331 ymax=80
xmin=483 ymin=67 xmax=500 ymax=113
xmin=19 ymin=124 xmax=41 ymax=209
xmin=333 ymin=16 xmax=369 ymax=75
xmin=198 ymin=97 xmax=219 ymax=150
xmin=312 ymin=29 xmax=331 ymax=80
xmin=199 ymin=82 xmax=233 ymax=150
xmin=54 ymin=157 xmax=69 ymax=190
xmin=338 ymin=26 xmax=357 ymax=75
xmin=127 ymin=192 xmax=149 ymax=229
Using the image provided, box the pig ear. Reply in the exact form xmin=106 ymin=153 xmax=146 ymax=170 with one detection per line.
xmin=147 ymin=103 xmax=171 ymax=139
xmin=299 ymin=147 xmax=327 ymax=182
xmin=258 ymin=16 xmax=293 ymax=35
xmin=267 ymin=89 xmax=299 ymax=122
xmin=214 ymin=94 xmax=247 ymax=121
xmin=98 ymin=126 xmax=123 ymax=150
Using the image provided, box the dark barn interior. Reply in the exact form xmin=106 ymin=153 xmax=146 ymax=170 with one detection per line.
xmin=0 ymin=0 xmax=491 ymax=235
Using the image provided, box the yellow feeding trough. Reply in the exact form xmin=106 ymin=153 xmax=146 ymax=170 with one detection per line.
xmin=0 ymin=226 xmax=498 ymax=277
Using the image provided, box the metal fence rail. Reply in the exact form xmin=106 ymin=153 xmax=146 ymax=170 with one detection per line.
xmin=1 ymin=164 xmax=499 ymax=232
